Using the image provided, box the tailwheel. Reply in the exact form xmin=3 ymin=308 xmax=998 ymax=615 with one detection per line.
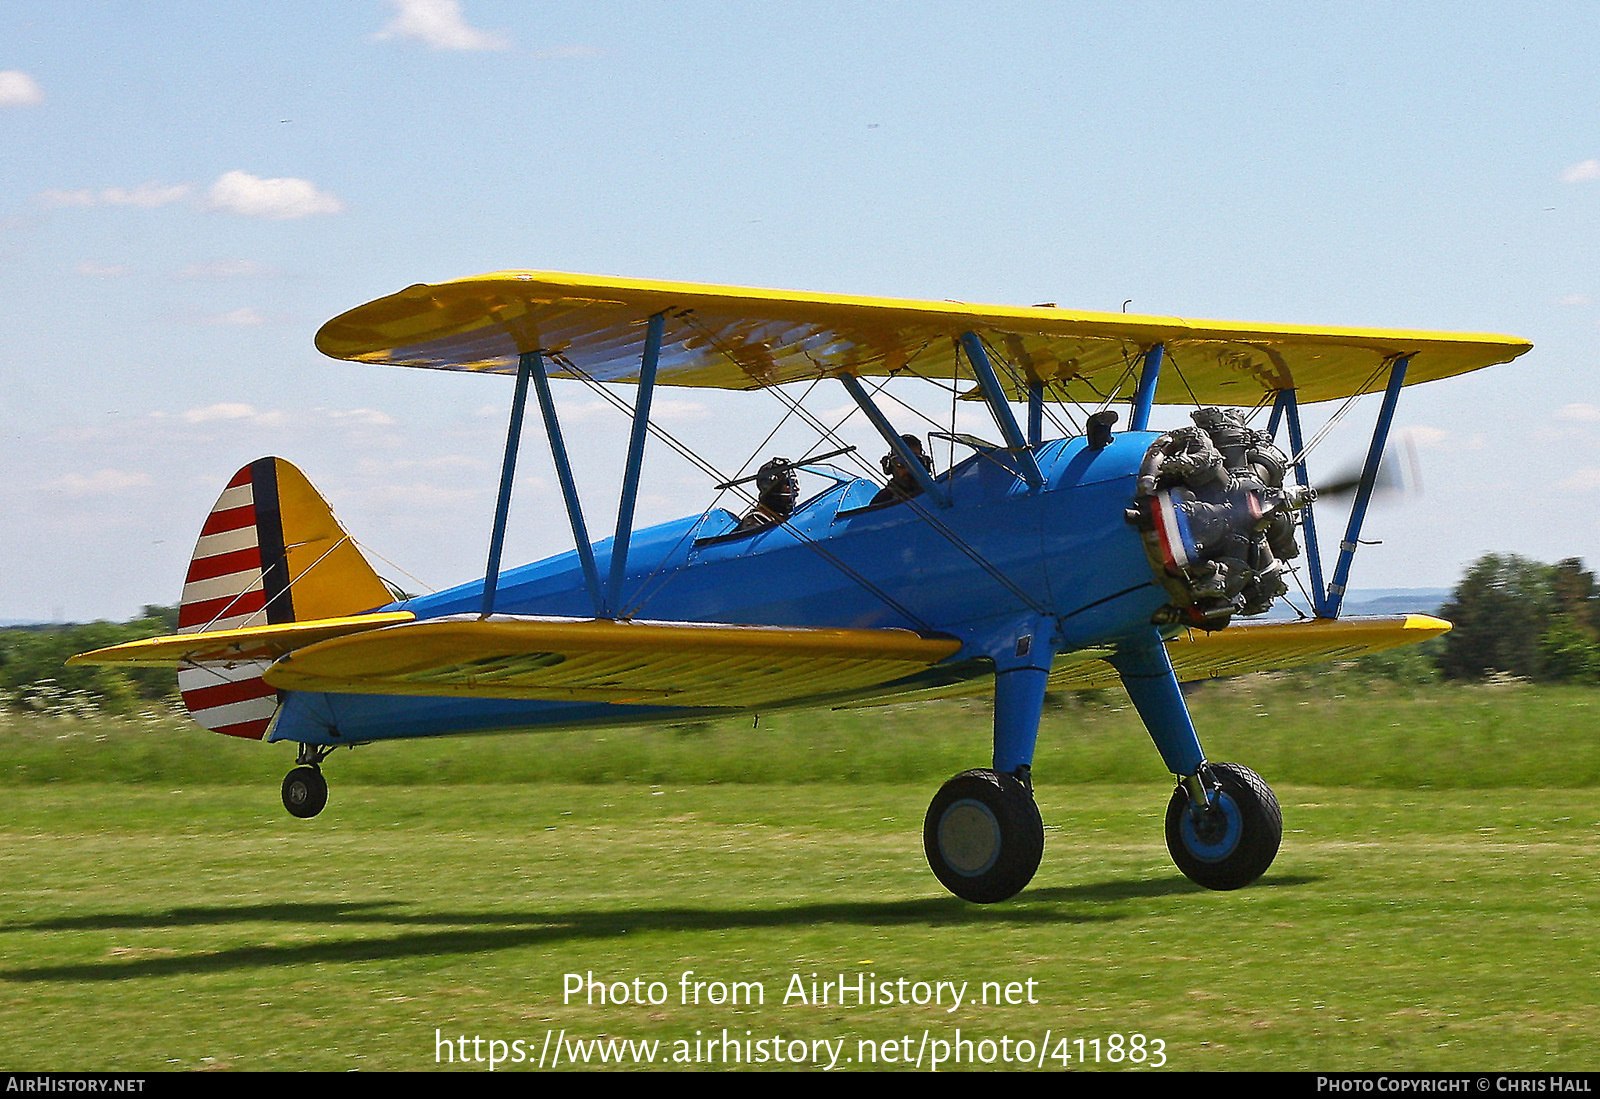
xmin=924 ymin=769 xmax=1044 ymax=903
xmin=282 ymin=765 xmax=328 ymax=819
xmin=1165 ymin=762 xmax=1281 ymax=890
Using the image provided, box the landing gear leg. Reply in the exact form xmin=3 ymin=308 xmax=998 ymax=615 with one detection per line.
xmin=1110 ymin=636 xmax=1280 ymax=890
xmin=282 ymin=743 xmax=331 ymax=819
xmin=924 ymin=656 xmax=1051 ymax=903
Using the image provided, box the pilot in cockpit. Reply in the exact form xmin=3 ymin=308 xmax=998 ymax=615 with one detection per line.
xmin=734 ymin=457 xmax=800 ymax=533
xmin=870 ymin=434 xmax=934 ymax=507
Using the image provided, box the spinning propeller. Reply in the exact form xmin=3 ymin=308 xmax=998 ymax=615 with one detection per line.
xmin=1304 ymin=432 xmax=1422 ymax=503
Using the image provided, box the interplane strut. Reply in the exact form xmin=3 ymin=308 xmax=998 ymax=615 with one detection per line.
xmin=1266 ymin=355 xmax=1411 ymax=619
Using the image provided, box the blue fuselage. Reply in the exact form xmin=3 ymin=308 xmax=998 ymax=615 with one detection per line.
xmin=271 ymin=431 xmax=1167 ymax=745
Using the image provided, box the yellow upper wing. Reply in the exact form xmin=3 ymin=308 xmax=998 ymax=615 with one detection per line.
xmin=316 ymin=271 xmax=1530 ymax=406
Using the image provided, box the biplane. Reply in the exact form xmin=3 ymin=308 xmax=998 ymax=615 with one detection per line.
xmin=71 ymin=272 xmax=1531 ymax=902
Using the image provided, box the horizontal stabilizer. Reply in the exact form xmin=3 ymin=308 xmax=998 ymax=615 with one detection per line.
xmin=67 ymin=612 xmax=416 ymax=669
xmin=261 ymin=615 xmax=962 ymax=708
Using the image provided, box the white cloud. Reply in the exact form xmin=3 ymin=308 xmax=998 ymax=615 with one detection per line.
xmin=206 ymin=170 xmax=344 ymax=219
xmin=1556 ymin=402 xmax=1600 ymax=423
xmin=36 ymin=182 xmax=190 ymax=209
xmin=532 ymin=45 xmax=601 ymax=60
xmin=177 ymin=403 xmax=396 ymax=428
xmin=176 ymin=259 xmax=274 ymax=280
xmin=1557 ymin=293 xmax=1592 ymax=307
xmin=376 ymin=0 xmax=510 ymax=51
xmin=43 ymin=469 xmax=153 ymax=496
xmin=1401 ymin=425 xmax=1450 ymax=448
xmin=1559 ymin=159 xmax=1600 ymax=183
xmin=202 ymin=307 xmax=267 ymax=326
xmin=1559 ymin=468 xmax=1600 ymax=492
xmin=0 ymin=70 xmax=43 ymax=107
xmin=102 ymin=182 xmax=191 ymax=207
xmin=322 ymin=408 xmax=397 ymax=426
xmin=1401 ymin=427 xmax=1485 ymax=453
xmin=182 ymin=403 xmax=261 ymax=423
xmin=652 ymin=398 xmax=709 ymax=422
xmin=359 ymin=481 xmax=488 ymax=509
xmin=75 ymin=261 xmax=130 ymax=277
xmin=538 ymin=398 xmax=614 ymax=423
xmin=37 ymin=189 xmax=96 ymax=209
xmin=356 ymin=454 xmax=484 ymax=475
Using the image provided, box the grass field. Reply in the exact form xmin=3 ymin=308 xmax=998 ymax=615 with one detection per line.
xmin=1 ymin=677 xmax=1597 ymax=1072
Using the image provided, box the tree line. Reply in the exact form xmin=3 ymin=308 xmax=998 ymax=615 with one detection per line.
xmin=0 ymin=606 xmax=180 ymax=715
xmin=1437 ymin=554 xmax=1598 ymax=683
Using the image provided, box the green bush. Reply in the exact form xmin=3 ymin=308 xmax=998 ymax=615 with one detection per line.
xmin=0 ymin=607 xmax=179 ymax=715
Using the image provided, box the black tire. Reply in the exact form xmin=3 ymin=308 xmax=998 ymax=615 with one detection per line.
xmin=282 ymin=766 xmax=328 ymax=819
xmin=1165 ymin=762 xmax=1281 ymax=890
xmin=923 ymin=769 xmax=1044 ymax=903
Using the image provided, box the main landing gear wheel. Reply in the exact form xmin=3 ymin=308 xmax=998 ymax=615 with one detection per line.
xmin=1165 ymin=762 xmax=1281 ymax=890
xmin=282 ymin=766 xmax=328 ymax=819
xmin=924 ymin=769 xmax=1044 ymax=903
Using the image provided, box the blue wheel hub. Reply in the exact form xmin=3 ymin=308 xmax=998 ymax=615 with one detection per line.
xmin=936 ymin=798 xmax=1003 ymax=877
xmin=1180 ymin=791 xmax=1243 ymax=863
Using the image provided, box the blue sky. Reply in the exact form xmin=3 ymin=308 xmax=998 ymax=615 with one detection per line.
xmin=2 ymin=1 xmax=1597 ymax=621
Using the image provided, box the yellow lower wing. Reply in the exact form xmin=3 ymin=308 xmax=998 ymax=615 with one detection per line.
xmin=73 ymin=613 xmax=1444 ymax=708
xmin=261 ymin=616 xmax=963 ymax=708
xmin=1052 ymin=614 xmax=1451 ymax=691
xmin=844 ymin=614 xmax=1450 ymax=708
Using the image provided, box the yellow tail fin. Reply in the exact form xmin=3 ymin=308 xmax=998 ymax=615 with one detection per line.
xmin=179 ymin=457 xmax=392 ymax=632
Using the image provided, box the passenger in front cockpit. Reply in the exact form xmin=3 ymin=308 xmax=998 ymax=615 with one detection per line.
xmin=870 ymin=434 xmax=934 ymax=507
xmin=734 ymin=457 xmax=800 ymax=533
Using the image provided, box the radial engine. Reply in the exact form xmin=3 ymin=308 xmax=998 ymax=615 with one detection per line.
xmin=1125 ymin=408 xmax=1313 ymax=629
